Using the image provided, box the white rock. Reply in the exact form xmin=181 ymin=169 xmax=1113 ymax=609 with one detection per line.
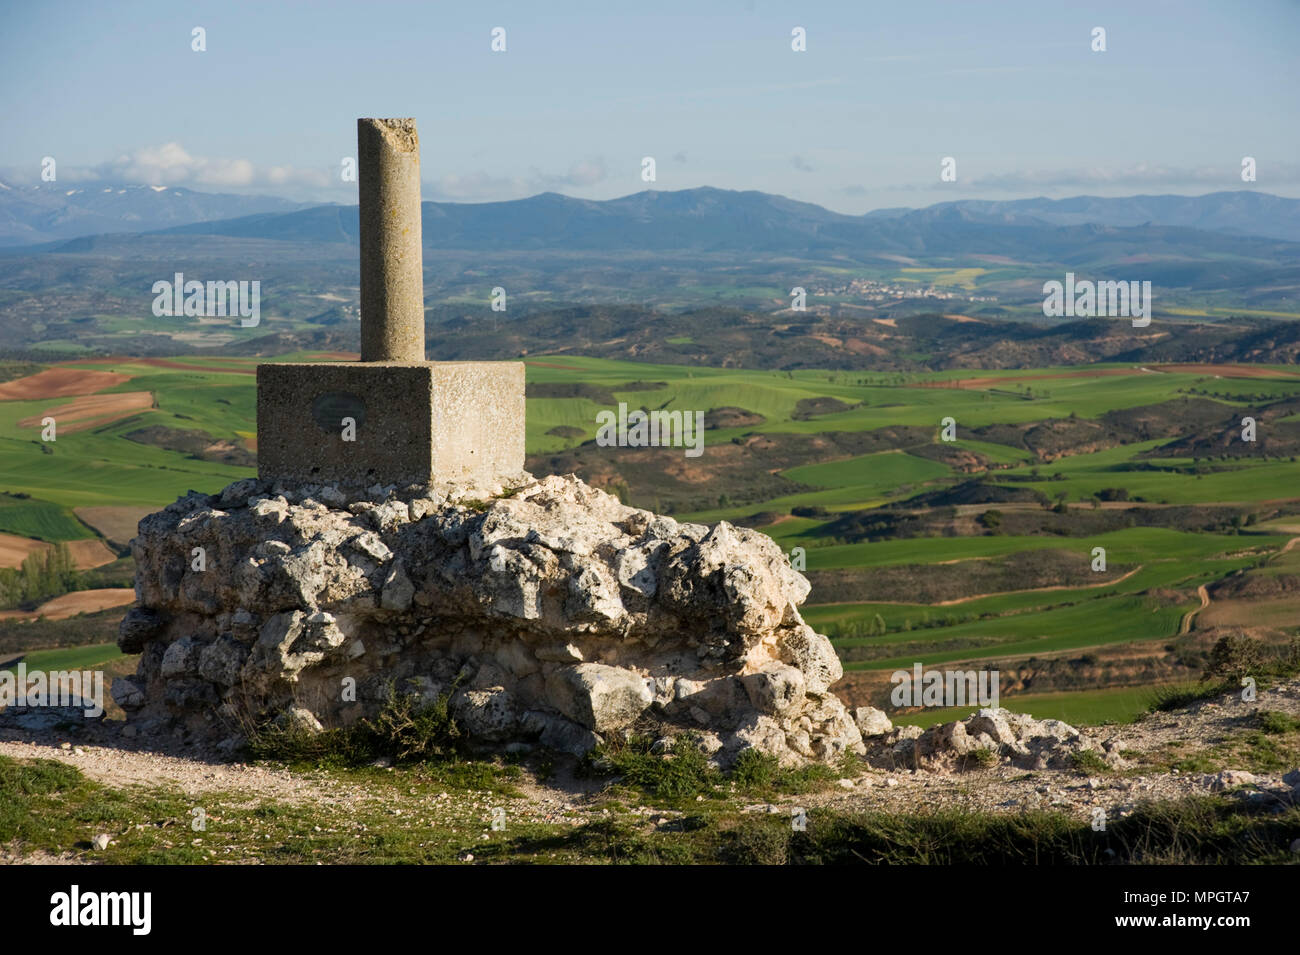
xmin=853 ymin=706 xmax=892 ymax=737
xmin=741 ymin=664 xmax=806 ymax=719
xmin=1204 ymin=770 xmax=1259 ymax=791
xmin=545 ymin=664 xmax=653 ymax=733
xmin=121 ymin=473 xmax=866 ymax=767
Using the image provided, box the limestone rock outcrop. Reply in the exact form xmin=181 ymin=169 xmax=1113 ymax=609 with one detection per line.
xmin=874 ymin=706 xmax=1125 ymax=772
xmin=116 ymin=474 xmax=864 ymax=765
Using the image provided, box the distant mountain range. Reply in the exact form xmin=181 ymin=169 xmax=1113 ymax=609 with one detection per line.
xmin=141 ymin=187 xmax=1300 ymax=252
xmin=0 ymin=180 xmax=311 ymax=246
xmin=2 ymin=182 xmax=1297 ymax=251
xmin=15 ymin=187 xmax=1293 ymax=315
xmin=866 ymin=192 xmax=1300 ymax=243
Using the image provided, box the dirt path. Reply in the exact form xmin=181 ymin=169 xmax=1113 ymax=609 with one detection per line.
xmin=0 ymin=736 xmax=366 ymax=808
xmin=1178 ymin=585 xmax=1211 ymax=636
xmin=798 ymin=679 xmax=1300 ymax=818
xmin=1150 ymin=363 xmax=1300 ymax=380
xmin=912 ymin=368 xmax=1141 ymax=390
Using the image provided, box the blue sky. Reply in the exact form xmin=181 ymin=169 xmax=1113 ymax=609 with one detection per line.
xmin=2 ymin=0 xmax=1297 ymax=211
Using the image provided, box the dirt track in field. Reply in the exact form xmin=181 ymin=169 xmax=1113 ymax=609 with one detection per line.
xmin=17 ymin=392 xmax=154 ymax=433
xmin=0 ymin=588 xmax=135 ymax=621
xmin=913 ymin=363 xmax=1300 ymax=391
xmin=918 ymin=368 xmax=1140 ymax=390
xmin=0 ymin=369 xmax=133 ymax=400
xmin=1152 ymin=363 xmax=1300 ymax=380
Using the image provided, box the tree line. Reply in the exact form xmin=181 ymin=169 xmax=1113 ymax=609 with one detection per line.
xmin=0 ymin=542 xmax=77 ymax=610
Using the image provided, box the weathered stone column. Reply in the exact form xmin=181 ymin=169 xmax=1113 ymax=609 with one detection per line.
xmin=357 ymin=117 xmax=425 ymax=362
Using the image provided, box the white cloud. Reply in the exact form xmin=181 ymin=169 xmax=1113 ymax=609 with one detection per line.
xmin=1 ymin=145 xmax=610 ymax=202
xmin=25 ymin=142 xmax=333 ymax=192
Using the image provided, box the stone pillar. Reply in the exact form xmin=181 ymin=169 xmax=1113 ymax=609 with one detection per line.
xmin=256 ymin=117 xmax=526 ymax=489
xmin=357 ymin=117 xmax=425 ymax=362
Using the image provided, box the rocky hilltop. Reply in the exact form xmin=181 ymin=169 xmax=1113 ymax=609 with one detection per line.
xmin=114 ymin=474 xmax=863 ymax=765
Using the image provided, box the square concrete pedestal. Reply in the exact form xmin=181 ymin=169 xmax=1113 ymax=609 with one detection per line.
xmin=256 ymin=361 xmax=525 ymax=487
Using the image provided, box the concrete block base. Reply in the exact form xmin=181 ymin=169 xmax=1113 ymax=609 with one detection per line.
xmin=256 ymin=361 xmax=525 ymax=487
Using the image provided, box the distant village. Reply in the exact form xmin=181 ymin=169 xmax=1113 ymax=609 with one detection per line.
xmin=811 ymin=277 xmax=996 ymax=303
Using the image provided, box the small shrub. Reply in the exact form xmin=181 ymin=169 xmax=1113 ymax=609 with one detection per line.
xmin=582 ymin=734 xmax=720 ymax=800
xmin=724 ymin=820 xmax=792 ymax=865
xmin=247 ymin=683 xmax=463 ymax=766
xmin=768 ymin=763 xmax=839 ymax=794
xmin=359 ymin=685 xmax=462 ymax=762
xmin=731 ymin=748 xmax=779 ymax=790
xmin=1203 ymin=632 xmax=1263 ymax=684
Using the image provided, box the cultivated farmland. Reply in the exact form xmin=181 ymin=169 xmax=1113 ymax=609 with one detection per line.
xmin=0 ymin=354 xmax=1296 ymax=727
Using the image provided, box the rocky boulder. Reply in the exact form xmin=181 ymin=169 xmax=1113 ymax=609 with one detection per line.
xmin=878 ymin=706 xmax=1112 ymax=771
xmin=117 ymin=474 xmax=863 ymax=766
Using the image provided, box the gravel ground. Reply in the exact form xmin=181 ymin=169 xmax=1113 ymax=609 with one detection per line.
xmin=2 ymin=679 xmax=1298 ymax=863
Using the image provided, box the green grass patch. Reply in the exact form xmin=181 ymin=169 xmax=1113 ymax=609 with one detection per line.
xmin=1 ymin=642 xmax=123 ymax=673
xmin=0 ymin=494 xmax=95 ymax=541
xmin=4 ymin=753 xmax=1297 ymax=865
xmin=781 ymin=450 xmax=950 ymax=493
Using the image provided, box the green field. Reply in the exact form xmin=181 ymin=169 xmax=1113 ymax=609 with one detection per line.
xmin=838 ymin=595 xmax=1191 ymax=670
xmin=0 ymin=354 xmax=1297 ymax=728
xmin=781 ymin=450 xmax=951 ymax=493
xmin=510 ymin=358 xmax=1299 ymax=721
xmin=795 ymin=527 xmax=1285 ymax=572
xmin=0 ymin=494 xmax=96 ymax=541
xmin=0 ymin=642 xmax=123 ymax=672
